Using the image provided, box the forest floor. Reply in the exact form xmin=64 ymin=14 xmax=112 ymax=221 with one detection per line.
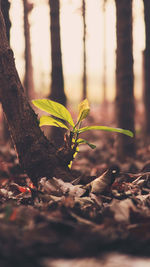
xmin=0 ymin=102 xmax=150 ymax=266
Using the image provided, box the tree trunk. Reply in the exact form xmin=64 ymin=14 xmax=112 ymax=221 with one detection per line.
xmin=102 ymin=0 xmax=106 ymax=103
xmin=0 ymin=5 xmax=72 ymax=185
xmin=115 ymin=0 xmax=135 ymax=160
xmin=143 ymin=0 xmax=150 ymax=135
xmin=1 ymin=0 xmax=11 ymax=142
xmin=23 ymin=0 xmax=34 ymax=100
xmin=1 ymin=0 xmax=11 ymax=42
xmin=49 ymin=0 xmax=66 ymax=105
xmin=82 ymin=0 xmax=87 ymax=100
xmin=49 ymin=0 xmax=66 ymax=148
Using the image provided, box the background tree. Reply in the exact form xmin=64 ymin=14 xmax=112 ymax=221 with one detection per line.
xmin=1 ymin=0 xmax=11 ymax=142
xmin=49 ymin=0 xmax=66 ymax=105
xmin=143 ymin=0 xmax=150 ymax=136
xmin=23 ymin=0 xmax=34 ymax=99
xmin=82 ymin=0 xmax=87 ymax=100
xmin=115 ymin=0 xmax=135 ymax=160
xmin=0 ymin=5 xmax=72 ymax=185
xmin=102 ymin=0 xmax=106 ymax=103
xmin=49 ymin=0 xmax=66 ymax=147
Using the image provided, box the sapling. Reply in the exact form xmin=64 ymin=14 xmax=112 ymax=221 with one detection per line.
xmin=32 ymin=99 xmax=133 ymax=166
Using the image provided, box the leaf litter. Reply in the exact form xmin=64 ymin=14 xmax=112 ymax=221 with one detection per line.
xmin=0 ymin=108 xmax=150 ymax=265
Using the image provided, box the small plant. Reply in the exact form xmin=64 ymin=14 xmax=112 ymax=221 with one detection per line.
xmin=32 ymin=98 xmax=133 ymax=166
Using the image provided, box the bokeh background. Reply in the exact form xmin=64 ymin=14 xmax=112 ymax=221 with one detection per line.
xmin=10 ymin=0 xmax=145 ymax=103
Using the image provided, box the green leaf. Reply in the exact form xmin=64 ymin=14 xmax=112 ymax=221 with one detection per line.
xmin=78 ymin=126 xmax=134 ymax=137
xmin=39 ymin=115 xmax=69 ymax=130
xmin=32 ymin=99 xmax=74 ymax=127
xmin=77 ymin=99 xmax=90 ymax=124
xmin=77 ymin=138 xmax=96 ymax=149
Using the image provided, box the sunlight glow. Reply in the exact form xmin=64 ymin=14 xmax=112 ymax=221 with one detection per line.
xmin=10 ymin=0 xmax=145 ymax=103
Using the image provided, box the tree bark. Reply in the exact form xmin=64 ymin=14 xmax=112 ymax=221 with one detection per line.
xmin=115 ymin=0 xmax=135 ymax=160
xmin=1 ymin=0 xmax=11 ymax=42
xmin=23 ymin=0 xmax=34 ymax=100
xmin=82 ymin=0 xmax=87 ymax=100
xmin=143 ymin=0 xmax=150 ymax=135
xmin=0 ymin=5 xmax=72 ymax=185
xmin=1 ymin=0 xmax=11 ymax=142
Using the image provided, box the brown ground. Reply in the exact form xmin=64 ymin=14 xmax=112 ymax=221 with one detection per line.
xmin=0 ymin=102 xmax=150 ymax=266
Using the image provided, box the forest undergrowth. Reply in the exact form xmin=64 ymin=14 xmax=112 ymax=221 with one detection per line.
xmin=0 ymin=102 xmax=150 ymax=266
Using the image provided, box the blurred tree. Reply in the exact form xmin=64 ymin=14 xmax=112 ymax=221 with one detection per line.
xmin=115 ymin=0 xmax=135 ymax=160
xmin=23 ymin=0 xmax=34 ymax=99
xmin=102 ymin=0 xmax=106 ymax=103
xmin=143 ymin=0 xmax=150 ymax=135
xmin=49 ymin=0 xmax=66 ymax=105
xmin=1 ymin=0 xmax=11 ymax=142
xmin=82 ymin=0 xmax=87 ymax=100
xmin=0 ymin=5 xmax=72 ymax=185
xmin=49 ymin=0 xmax=66 ymax=147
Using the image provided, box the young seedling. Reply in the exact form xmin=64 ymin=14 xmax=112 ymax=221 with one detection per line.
xmin=32 ymin=99 xmax=133 ymax=166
